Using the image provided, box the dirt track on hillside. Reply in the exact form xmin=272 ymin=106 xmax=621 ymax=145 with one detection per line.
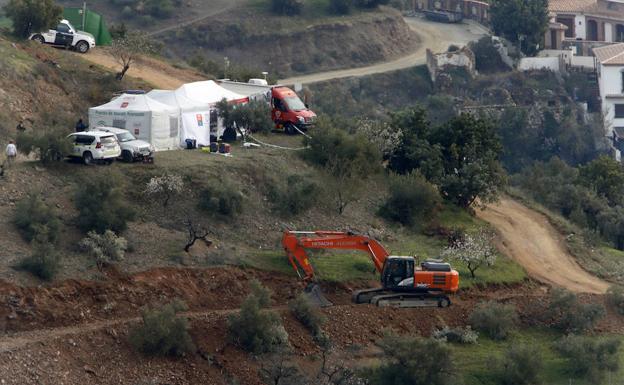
xmin=477 ymin=197 xmax=610 ymax=294
xmin=278 ymin=17 xmax=488 ymax=85
xmin=78 ymin=16 xmax=487 ymax=89
xmin=80 ymin=50 xmax=204 ymax=89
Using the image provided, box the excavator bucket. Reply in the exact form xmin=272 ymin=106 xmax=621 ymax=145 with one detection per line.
xmin=304 ymin=283 xmax=333 ymax=307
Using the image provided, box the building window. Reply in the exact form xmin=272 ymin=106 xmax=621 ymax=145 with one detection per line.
xmin=621 ymin=72 xmax=624 ymax=93
xmin=615 ymin=104 xmax=624 ymax=118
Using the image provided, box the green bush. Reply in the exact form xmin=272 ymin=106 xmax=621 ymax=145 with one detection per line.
xmin=271 ymin=0 xmax=303 ymax=15
xmin=289 ymin=294 xmax=326 ymax=336
xmin=3 ymin=0 xmax=62 ymax=37
xmin=548 ymin=289 xmax=605 ymax=333
xmin=228 ymin=284 xmax=288 ymax=354
xmin=469 ymin=37 xmax=510 ymax=73
xmin=13 ymin=192 xmax=60 ymax=243
xmin=365 ymin=333 xmax=457 ymax=385
xmin=75 ymin=175 xmax=135 ymax=234
xmin=354 ymin=0 xmax=389 ymax=8
xmin=378 ymin=172 xmax=441 ymax=227
xmin=554 ymin=335 xmax=620 ymax=382
xmin=607 ymin=285 xmax=624 ymax=315
xmin=197 ymin=183 xmax=243 ymax=216
xmin=231 ymin=100 xmax=274 ymax=134
xmin=469 ymin=301 xmax=517 ymax=340
xmin=16 ymin=131 xmax=71 ymax=164
xmin=129 ymin=300 xmax=195 ymax=357
xmin=498 ymin=344 xmax=543 ymax=385
xmin=431 ymin=326 xmax=478 ymax=344
xmin=302 ymin=123 xmax=380 ymax=173
xmin=329 ymin=0 xmax=352 ymax=14
xmin=268 ymin=175 xmax=320 ymax=216
xmin=18 ymin=235 xmax=60 ymax=281
xmin=79 ymin=230 xmax=128 ymax=269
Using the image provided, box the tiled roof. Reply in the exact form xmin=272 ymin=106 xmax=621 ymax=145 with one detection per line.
xmin=594 ymin=43 xmax=624 ymax=64
xmin=550 ymin=0 xmax=624 ymax=19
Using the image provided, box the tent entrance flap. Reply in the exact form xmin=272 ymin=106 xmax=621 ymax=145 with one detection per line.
xmin=181 ymin=112 xmax=211 ymax=147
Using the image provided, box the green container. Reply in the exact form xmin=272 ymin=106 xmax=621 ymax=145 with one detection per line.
xmin=63 ymin=7 xmax=112 ymax=46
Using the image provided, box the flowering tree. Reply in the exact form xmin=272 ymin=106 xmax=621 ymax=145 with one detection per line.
xmin=145 ymin=174 xmax=184 ymax=208
xmin=441 ymin=228 xmax=496 ymax=278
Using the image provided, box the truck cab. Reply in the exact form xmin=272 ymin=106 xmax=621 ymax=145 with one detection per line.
xmin=271 ymin=86 xmax=316 ymax=135
xmin=381 ymin=257 xmax=459 ymax=293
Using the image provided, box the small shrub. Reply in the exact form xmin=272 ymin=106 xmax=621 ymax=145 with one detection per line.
xmin=268 ymin=175 xmax=319 ymax=216
xmin=13 ymin=192 xmax=61 ymax=243
xmin=365 ymin=333 xmax=457 ymax=385
xmin=16 ymin=131 xmax=71 ymax=164
xmin=249 ymin=279 xmax=272 ymax=308
xmin=498 ymin=344 xmax=543 ymax=385
xmin=432 ymin=326 xmax=478 ymax=344
xmin=18 ymin=235 xmax=60 ymax=281
xmin=129 ymin=300 xmax=195 ymax=357
xmin=289 ymin=294 xmax=326 ymax=336
xmin=469 ymin=301 xmax=517 ymax=340
xmin=354 ymin=0 xmax=389 ymax=8
xmin=79 ymin=230 xmax=128 ymax=269
xmin=555 ymin=335 xmax=620 ymax=382
xmin=228 ymin=284 xmax=288 ymax=353
xmin=329 ymin=0 xmax=352 ymax=14
xmin=378 ymin=172 xmax=441 ymax=227
xmin=197 ymin=183 xmax=243 ymax=216
xmin=607 ymin=285 xmax=624 ymax=315
xmin=75 ymin=175 xmax=135 ymax=233
xmin=548 ymin=289 xmax=605 ymax=333
xmin=270 ymin=0 xmax=303 ymax=15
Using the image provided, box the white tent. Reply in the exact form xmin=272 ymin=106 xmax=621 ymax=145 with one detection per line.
xmin=89 ymin=94 xmax=179 ymax=151
xmin=148 ymin=81 xmax=248 ymax=148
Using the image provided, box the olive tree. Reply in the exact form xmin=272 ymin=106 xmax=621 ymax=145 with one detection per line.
xmin=4 ymin=0 xmax=62 ymax=38
xmin=109 ymin=32 xmax=157 ymax=80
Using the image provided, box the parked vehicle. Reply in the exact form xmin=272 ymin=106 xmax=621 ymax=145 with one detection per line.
xmin=97 ymin=127 xmax=154 ymax=163
xmin=271 ymin=86 xmax=317 ymax=135
xmin=29 ymin=19 xmax=96 ymax=53
xmin=218 ymin=80 xmax=317 ymax=135
xmin=67 ymin=131 xmax=121 ymax=165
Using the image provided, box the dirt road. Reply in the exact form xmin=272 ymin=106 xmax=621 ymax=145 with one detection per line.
xmin=477 ymin=197 xmax=610 ymax=294
xmin=278 ymin=17 xmax=488 ymax=85
xmin=78 ymin=16 xmax=487 ymax=89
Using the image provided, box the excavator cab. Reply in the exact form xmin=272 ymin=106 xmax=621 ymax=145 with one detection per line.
xmin=381 ymin=257 xmax=415 ymax=290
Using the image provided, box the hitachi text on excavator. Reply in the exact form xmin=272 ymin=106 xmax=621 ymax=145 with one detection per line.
xmin=282 ymin=231 xmax=460 ymax=308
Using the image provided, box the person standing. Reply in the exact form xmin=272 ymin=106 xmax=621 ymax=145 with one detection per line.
xmin=75 ymin=118 xmax=87 ymax=132
xmin=16 ymin=121 xmax=26 ymax=133
xmin=5 ymin=140 xmax=17 ymax=167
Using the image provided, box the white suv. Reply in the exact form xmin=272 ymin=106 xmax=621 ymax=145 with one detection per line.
xmin=67 ymin=131 xmax=121 ymax=165
xmin=30 ymin=20 xmax=96 ymax=54
xmin=97 ymin=127 xmax=155 ymax=163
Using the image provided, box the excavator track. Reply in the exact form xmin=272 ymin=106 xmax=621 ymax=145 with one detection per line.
xmin=370 ymin=293 xmax=451 ymax=308
xmin=353 ymin=288 xmax=451 ymax=308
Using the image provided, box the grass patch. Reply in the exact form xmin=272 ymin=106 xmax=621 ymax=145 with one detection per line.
xmin=454 ymin=329 xmax=624 ymax=385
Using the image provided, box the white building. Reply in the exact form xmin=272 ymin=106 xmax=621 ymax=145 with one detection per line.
xmin=594 ymin=43 xmax=624 ymax=157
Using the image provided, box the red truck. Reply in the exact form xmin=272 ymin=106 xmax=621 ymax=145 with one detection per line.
xmin=270 ymin=86 xmax=317 ymax=135
xmin=218 ymin=80 xmax=317 ymax=135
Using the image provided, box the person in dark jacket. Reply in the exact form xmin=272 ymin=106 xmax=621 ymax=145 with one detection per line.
xmin=75 ymin=119 xmax=88 ymax=132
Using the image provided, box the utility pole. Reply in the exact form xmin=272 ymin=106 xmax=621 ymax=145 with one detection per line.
xmin=224 ymin=57 xmax=230 ymax=80
xmin=82 ymin=2 xmax=87 ymax=31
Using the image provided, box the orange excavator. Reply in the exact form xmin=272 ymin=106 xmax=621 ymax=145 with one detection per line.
xmin=282 ymin=230 xmax=460 ymax=308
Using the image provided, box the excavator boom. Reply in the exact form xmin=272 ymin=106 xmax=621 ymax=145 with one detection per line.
xmin=282 ymin=231 xmax=390 ymax=281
